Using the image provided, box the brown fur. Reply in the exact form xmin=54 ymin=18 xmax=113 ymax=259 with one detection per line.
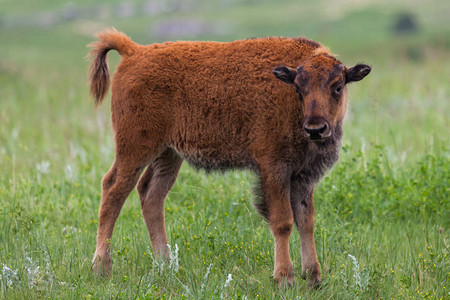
xmin=88 ymin=28 xmax=370 ymax=288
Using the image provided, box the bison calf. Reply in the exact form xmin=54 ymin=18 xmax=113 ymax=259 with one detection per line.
xmin=88 ymin=28 xmax=370 ymax=287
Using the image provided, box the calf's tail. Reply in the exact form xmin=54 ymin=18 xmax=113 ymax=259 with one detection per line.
xmin=88 ymin=28 xmax=137 ymax=107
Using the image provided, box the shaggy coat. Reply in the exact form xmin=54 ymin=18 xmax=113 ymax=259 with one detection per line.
xmin=88 ymin=28 xmax=370 ymax=288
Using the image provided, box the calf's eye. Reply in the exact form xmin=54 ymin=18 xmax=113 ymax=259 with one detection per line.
xmin=335 ymin=85 xmax=342 ymax=94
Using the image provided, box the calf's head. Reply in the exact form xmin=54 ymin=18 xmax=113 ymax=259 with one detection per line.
xmin=273 ymin=56 xmax=371 ymax=143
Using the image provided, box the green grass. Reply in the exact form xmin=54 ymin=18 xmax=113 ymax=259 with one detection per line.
xmin=0 ymin=0 xmax=449 ymax=299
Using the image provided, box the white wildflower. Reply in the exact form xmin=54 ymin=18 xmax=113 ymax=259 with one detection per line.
xmin=182 ymin=283 xmax=190 ymax=297
xmin=65 ymin=164 xmax=75 ymax=181
xmin=62 ymin=226 xmax=78 ymax=235
xmin=43 ymin=247 xmax=54 ymax=286
xmin=167 ymin=244 xmax=179 ymax=273
xmin=204 ymin=263 xmax=212 ymax=282
xmin=36 ymin=161 xmax=50 ymax=180
xmin=348 ymin=254 xmax=369 ymax=291
xmin=224 ymin=273 xmax=232 ymax=288
xmin=24 ymin=247 xmax=40 ymax=288
xmin=220 ymin=273 xmax=232 ymax=299
xmin=200 ymin=263 xmax=213 ymax=291
xmin=1 ymin=263 xmax=20 ymax=288
xmin=348 ymin=254 xmax=360 ymax=284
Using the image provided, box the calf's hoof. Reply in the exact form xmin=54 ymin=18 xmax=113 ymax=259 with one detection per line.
xmin=274 ymin=265 xmax=295 ymax=288
xmin=302 ymin=268 xmax=321 ymax=289
xmin=92 ymin=253 xmax=111 ymax=276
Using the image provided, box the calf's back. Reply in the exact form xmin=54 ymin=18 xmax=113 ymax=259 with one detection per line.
xmin=109 ymin=37 xmax=328 ymax=172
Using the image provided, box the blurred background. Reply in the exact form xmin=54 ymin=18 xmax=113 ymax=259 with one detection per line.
xmin=0 ymin=0 xmax=449 ymax=298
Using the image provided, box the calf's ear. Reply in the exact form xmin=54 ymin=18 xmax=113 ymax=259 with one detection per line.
xmin=345 ymin=64 xmax=371 ymax=84
xmin=273 ymin=66 xmax=297 ymax=84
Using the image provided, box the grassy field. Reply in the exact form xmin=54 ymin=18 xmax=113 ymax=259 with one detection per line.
xmin=0 ymin=0 xmax=449 ymax=299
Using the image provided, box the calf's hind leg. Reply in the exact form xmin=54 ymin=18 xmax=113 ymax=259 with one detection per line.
xmin=92 ymin=146 xmax=155 ymax=276
xmin=137 ymin=148 xmax=183 ymax=260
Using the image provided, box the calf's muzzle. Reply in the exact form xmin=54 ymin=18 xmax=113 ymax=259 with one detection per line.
xmin=303 ymin=117 xmax=331 ymax=141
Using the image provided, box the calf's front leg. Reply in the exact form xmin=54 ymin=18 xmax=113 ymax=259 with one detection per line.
xmin=137 ymin=149 xmax=183 ymax=260
xmin=291 ymin=180 xmax=321 ymax=288
xmin=259 ymin=167 xmax=294 ymax=287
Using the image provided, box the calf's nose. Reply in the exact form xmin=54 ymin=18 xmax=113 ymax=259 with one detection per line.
xmin=304 ymin=121 xmax=330 ymax=140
